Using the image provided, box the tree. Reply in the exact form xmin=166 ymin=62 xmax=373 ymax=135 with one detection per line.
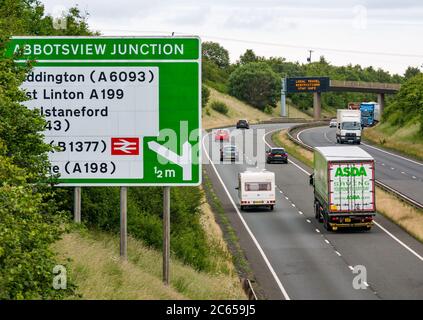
xmin=202 ymin=41 xmax=230 ymax=69
xmin=383 ymin=74 xmax=423 ymax=135
xmin=404 ymin=66 xmax=421 ymax=80
xmin=229 ymin=62 xmax=280 ymax=110
xmin=239 ymin=49 xmax=258 ymax=65
xmin=0 ymin=0 xmax=95 ymax=300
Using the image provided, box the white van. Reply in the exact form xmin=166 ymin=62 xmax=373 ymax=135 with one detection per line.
xmin=238 ymin=169 xmax=276 ymax=210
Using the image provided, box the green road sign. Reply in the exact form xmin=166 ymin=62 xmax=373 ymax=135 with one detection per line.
xmin=8 ymin=36 xmax=201 ymax=186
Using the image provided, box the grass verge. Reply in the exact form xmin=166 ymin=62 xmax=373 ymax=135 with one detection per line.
xmin=202 ymin=168 xmax=262 ymax=298
xmin=53 ymin=227 xmax=246 ymax=300
xmin=272 ymin=130 xmax=313 ymax=167
xmin=363 ymin=122 xmax=423 ymax=161
xmin=272 ymin=128 xmax=423 ymax=244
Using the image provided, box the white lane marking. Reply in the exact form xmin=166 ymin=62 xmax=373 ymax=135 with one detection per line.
xmin=335 ymin=251 xmax=342 ymax=257
xmin=401 ymin=172 xmax=406 ymax=175
xmin=348 ymin=266 xmax=354 ymax=271
xmin=381 ymin=163 xmax=385 ymax=166
xmin=391 ymin=167 xmax=395 ymax=170
xmin=362 ymin=142 xmax=423 ymax=167
xmin=202 ymin=132 xmax=291 ymax=300
xmin=279 ymin=190 xmax=283 ymax=194
xmin=373 ymin=221 xmax=423 ymax=262
xmin=306 ymin=219 xmax=311 ymax=223
xmin=263 ymin=129 xmax=311 ymax=176
xmin=291 ymin=204 xmax=296 ymax=208
xmin=315 ymin=228 xmax=321 ymax=233
xmin=324 ymin=239 xmax=330 ymax=244
xmin=262 ymin=126 xmax=423 ymax=264
xmin=298 ymin=211 xmax=303 ymax=215
xmin=363 ymin=281 xmax=369 ymax=287
xmin=412 ymin=176 xmax=416 ymax=179
xmin=285 ymin=196 xmax=289 ymax=200
xmin=323 ymin=131 xmax=333 ymax=143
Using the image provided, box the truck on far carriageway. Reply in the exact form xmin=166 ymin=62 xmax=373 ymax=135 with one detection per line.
xmin=309 ymin=146 xmax=376 ymax=231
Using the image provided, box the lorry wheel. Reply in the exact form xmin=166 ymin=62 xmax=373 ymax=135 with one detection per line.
xmin=324 ymin=216 xmax=332 ymax=231
xmin=269 ymin=205 xmax=274 ymax=211
xmin=240 ymin=205 xmax=245 ymax=211
xmin=314 ymin=202 xmax=323 ymax=222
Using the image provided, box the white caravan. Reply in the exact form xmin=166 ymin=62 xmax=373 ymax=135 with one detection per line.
xmin=238 ymin=169 xmax=276 ymax=210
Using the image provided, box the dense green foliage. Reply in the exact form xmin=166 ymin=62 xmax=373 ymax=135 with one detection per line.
xmin=203 ymin=46 xmax=411 ymax=116
xmin=0 ymin=0 xmax=95 ymax=299
xmin=210 ymin=101 xmax=229 ymax=115
xmin=0 ymin=148 xmax=76 ymax=299
xmin=229 ymin=62 xmax=280 ymax=110
xmin=383 ymin=74 xmax=423 ymax=136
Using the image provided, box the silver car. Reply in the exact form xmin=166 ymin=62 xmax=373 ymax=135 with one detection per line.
xmin=220 ymin=145 xmax=239 ymax=162
xmin=329 ymin=119 xmax=337 ymax=127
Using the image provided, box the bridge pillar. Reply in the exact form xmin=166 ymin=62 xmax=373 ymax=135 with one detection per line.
xmin=313 ymin=92 xmax=321 ymax=120
xmin=377 ymin=93 xmax=385 ymax=116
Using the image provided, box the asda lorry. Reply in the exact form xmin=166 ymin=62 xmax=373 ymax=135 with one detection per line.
xmin=310 ymin=146 xmax=376 ymax=231
xmin=336 ymin=109 xmax=362 ymax=144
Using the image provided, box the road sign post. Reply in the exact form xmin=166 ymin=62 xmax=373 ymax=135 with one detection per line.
xmin=163 ymin=186 xmax=170 ymax=285
xmin=120 ymin=186 xmax=127 ymax=259
xmin=281 ymin=78 xmax=287 ymax=117
xmin=74 ymin=187 xmax=81 ymax=223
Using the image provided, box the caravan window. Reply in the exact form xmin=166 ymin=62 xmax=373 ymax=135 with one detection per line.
xmin=245 ymin=182 xmax=271 ymax=191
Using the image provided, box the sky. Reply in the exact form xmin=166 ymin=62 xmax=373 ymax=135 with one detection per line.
xmin=40 ymin=0 xmax=423 ymax=75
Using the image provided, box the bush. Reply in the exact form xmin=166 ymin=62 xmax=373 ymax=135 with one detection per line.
xmin=264 ymin=105 xmax=274 ymax=115
xmin=229 ymin=62 xmax=280 ymax=110
xmin=202 ymin=85 xmax=210 ymax=108
xmin=0 ymin=151 xmax=76 ymax=299
xmin=210 ymin=101 xmax=229 ymax=115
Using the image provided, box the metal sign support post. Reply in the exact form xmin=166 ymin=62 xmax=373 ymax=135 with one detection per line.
xmin=163 ymin=186 xmax=170 ymax=285
xmin=281 ymin=78 xmax=287 ymax=117
xmin=120 ymin=186 xmax=128 ymax=259
xmin=74 ymin=187 xmax=81 ymax=223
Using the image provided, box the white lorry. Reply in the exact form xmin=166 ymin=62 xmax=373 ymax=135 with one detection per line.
xmin=310 ymin=146 xmax=376 ymax=231
xmin=238 ymin=169 xmax=276 ymax=210
xmin=336 ymin=109 xmax=362 ymax=144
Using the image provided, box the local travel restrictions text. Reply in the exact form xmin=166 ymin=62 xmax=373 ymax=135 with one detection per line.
xmin=14 ymin=42 xmax=184 ymax=56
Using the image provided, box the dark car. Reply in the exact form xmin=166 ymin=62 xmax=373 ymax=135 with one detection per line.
xmin=266 ymin=147 xmax=288 ymax=164
xmin=236 ymin=119 xmax=249 ymax=129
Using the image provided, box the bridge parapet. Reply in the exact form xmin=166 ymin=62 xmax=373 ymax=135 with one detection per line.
xmin=330 ymin=80 xmax=401 ymax=93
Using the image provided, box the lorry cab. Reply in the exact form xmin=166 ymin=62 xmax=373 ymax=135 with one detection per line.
xmin=336 ymin=109 xmax=362 ymax=144
xmin=238 ymin=169 xmax=276 ymax=211
xmin=360 ymin=103 xmax=375 ymax=127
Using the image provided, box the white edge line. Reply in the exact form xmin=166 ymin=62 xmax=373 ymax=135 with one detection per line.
xmin=373 ymin=221 xmax=423 ymax=261
xmin=361 ymin=142 xmax=423 ymax=166
xmin=264 ymin=127 xmax=423 ymax=264
xmin=202 ymin=132 xmax=291 ymax=300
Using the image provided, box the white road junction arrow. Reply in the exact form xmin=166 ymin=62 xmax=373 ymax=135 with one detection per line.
xmin=147 ymin=141 xmax=192 ymax=181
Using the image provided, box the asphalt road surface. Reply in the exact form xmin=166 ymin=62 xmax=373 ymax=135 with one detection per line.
xmin=203 ymin=123 xmax=423 ymax=300
xmin=297 ymin=125 xmax=423 ymax=207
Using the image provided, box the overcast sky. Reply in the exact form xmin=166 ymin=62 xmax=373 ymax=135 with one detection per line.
xmin=41 ymin=0 xmax=423 ymax=75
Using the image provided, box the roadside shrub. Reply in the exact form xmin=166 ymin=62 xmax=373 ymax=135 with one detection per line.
xmin=264 ymin=105 xmax=274 ymax=115
xmin=202 ymin=85 xmax=210 ymax=108
xmin=0 ymin=152 xmax=76 ymax=299
xmin=210 ymin=101 xmax=229 ymax=115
